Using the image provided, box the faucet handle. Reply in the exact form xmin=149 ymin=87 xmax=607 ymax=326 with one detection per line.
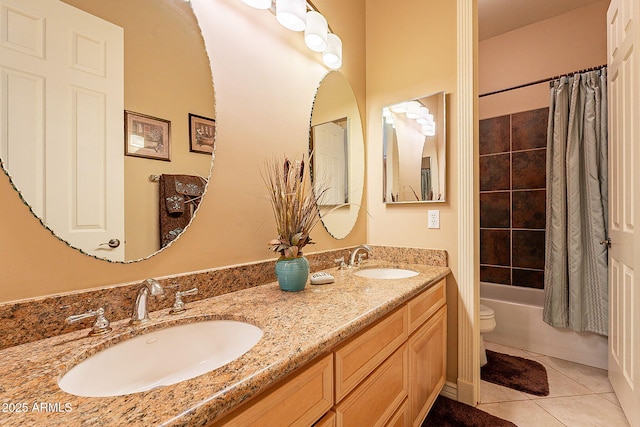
xmin=356 ymin=253 xmax=367 ymax=266
xmin=66 ymin=307 xmax=112 ymax=337
xmin=334 ymin=256 xmax=348 ymax=269
xmin=169 ymin=288 xmax=198 ymax=315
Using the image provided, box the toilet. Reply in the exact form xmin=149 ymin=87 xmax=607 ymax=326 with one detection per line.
xmin=479 ymin=304 xmax=496 ymax=367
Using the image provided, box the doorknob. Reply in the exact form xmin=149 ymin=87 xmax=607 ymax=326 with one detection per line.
xmin=100 ymin=239 xmax=121 ymax=249
xmin=599 ymin=237 xmax=611 ymax=248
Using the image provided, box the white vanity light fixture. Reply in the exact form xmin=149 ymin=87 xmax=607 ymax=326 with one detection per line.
xmin=240 ymin=0 xmax=271 ymax=9
xmin=422 ymin=122 xmax=436 ymax=136
xmin=238 ymin=0 xmax=342 ymax=69
xmin=276 ymin=0 xmax=306 ymax=31
xmin=382 ymin=107 xmax=395 ymax=127
xmin=386 ymin=99 xmax=436 ymax=136
xmin=390 ymin=102 xmax=408 ymax=114
xmin=322 ymin=33 xmax=342 ymax=69
xmin=305 ymin=10 xmax=328 ymax=51
xmin=406 ymin=101 xmax=421 ymax=119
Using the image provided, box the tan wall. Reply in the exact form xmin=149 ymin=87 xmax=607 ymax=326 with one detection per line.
xmin=365 ymin=0 xmax=459 ymax=384
xmin=0 ymin=0 xmax=366 ymax=302
xmin=63 ymin=0 xmax=216 ymax=261
xmin=479 ymin=1 xmax=609 ymax=119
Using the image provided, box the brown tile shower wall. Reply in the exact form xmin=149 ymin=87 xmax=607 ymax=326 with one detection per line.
xmin=479 ymin=108 xmax=548 ymax=289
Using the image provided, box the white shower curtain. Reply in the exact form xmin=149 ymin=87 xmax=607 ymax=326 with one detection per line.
xmin=543 ymin=68 xmax=609 ymax=336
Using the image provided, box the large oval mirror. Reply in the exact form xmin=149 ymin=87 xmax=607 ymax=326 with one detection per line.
xmin=382 ymin=91 xmax=446 ymax=203
xmin=0 ymin=0 xmax=215 ymax=262
xmin=310 ymin=71 xmax=364 ymax=239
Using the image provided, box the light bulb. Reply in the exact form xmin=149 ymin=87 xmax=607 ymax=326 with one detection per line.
xmin=322 ymin=33 xmax=342 ymax=69
xmin=305 ymin=11 xmax=328 ymax=52
xmin=276 ymin=0 xmax=306 ymax=31
xmin=406 ymin=101 xmax=421 ymax=119
xmin=240 ymin=0 xmax=271 ymax=9
xmin=390 ymin=102 xmax=407 ymax=113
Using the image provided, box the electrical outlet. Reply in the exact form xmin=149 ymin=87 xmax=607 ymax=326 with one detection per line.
xmin=428 ymin=210 xmax=440 ymax=229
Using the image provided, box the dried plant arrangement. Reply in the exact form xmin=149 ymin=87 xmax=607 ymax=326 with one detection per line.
xmin=262 ymin=155 xmax=327 ymax=260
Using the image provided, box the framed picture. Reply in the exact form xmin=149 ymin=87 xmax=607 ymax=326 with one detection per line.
xmin=189 ymin=113 xmax=216 ymax=154
xmin=124 ymin=110 xmax=171 ymax=161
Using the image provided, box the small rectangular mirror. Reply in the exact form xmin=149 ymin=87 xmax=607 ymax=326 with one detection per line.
xmin=383 ymin=91 xmax=446 ymax=203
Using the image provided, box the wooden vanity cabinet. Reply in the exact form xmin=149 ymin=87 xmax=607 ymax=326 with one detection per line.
xmin=332 ymin=278 xmax=446 ymax=427
xmin=407 ymin=279 xmax=447 ymax=426
xmin=408 ymin=306 xmax=446 ymax=426
xmin=209 ymin=354 xmax=333 ymax=427
xmin=210 ymin=278 xmax=446 ymax=427
xmin=314 ymin=410 xmax=336 ymax=427
xmin=334 ymin=344 xmax=408 ymax=426
xmin=334 ymin=306 xmax=408 ymax=402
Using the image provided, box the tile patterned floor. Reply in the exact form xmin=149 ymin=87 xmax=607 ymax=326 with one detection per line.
xmin=478 ymin=341 xmax=631 ymax=427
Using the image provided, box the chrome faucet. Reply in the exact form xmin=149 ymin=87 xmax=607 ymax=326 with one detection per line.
xmin=66 ymin=307 xmax=112 ymax=336
xmin=349 ymin=244 xmax=372 ymax=267
xmin=130 ymin=278 xmax=165 ymax=325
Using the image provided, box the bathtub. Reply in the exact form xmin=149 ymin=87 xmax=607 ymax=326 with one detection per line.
xmin=480 ymin=282 xmax=608 ymax=369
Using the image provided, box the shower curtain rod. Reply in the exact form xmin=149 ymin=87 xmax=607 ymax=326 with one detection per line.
xmin=479 ymin=64 xmax=607 ymax=98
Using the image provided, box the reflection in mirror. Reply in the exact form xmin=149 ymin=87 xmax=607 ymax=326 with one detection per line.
xmin=310 ymin=72 xmax=364 ymax=239
xmin=0 ymin=0 xmax=215 ymax=262
xmin=311 ymin=117 xmax=348 ymax=205
xmin=383 ymin=91 xmax=446 ymax=203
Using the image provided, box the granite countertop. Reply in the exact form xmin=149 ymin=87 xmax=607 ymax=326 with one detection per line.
xmin=0 ymin=262 xmax=449 ymax=427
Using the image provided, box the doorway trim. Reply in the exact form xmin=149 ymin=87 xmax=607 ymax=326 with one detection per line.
xmin=456 ymin=0 xmax=480 ymax=406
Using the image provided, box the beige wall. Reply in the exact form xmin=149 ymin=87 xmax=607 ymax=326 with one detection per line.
xmin=365 ymin=0 xmax=459 ymax=384
xmin=0 ymin=0 xmax=366 ymax=302
xmin=479 ymin=1 xmax=609 ymax=119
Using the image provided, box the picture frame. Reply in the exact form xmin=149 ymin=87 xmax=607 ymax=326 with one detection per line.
xmin=189 ymin=113 xmax=216 ymax=154
xmin=124 ymin=110 xmax=171 ymax=161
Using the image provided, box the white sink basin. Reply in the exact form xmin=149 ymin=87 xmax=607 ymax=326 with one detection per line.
xmin=58 ymin=320 xmax=263 ymax=397
xmin=354 ymin=268 xmax=418 ymax=279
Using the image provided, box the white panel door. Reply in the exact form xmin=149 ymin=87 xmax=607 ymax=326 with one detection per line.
xmin=313 ymin=121 xmax=347 ymax=205
xmin=607 ymin=0 xmax=640 ymax=425
xmin=0 ymin=0 xmax=124 ymax=260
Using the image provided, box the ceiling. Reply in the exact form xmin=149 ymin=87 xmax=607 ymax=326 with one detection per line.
xmin=478 ymin=0 xmax=606 ymax=40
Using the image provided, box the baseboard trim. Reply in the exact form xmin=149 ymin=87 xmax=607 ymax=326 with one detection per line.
xmin=456 ymin=377 xmax=477 ymax=406
xmin=439 ymin=381 xmax=458 ymax=400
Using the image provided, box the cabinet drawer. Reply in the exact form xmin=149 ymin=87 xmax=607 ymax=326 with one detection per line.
xmin=334 ymin=307 xmax=408 ymax=402
xmin=211 ymin=354 xmax=333 ymax=427
xmin=314 ymin=410 xmax=336 ymax=427
xmin=407 ymin=278 xmax=446 ymax=334
xmin=335 ymin=344 xmax=408 ymax=427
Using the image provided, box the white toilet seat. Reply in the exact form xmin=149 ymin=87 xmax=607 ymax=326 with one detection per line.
xmin=480 ymin=304 xmax=494 ymax=319
xmin=479 ymin=305 xmax=496 ymax=332
xmin=479 ymin=304 xmax=496 ymax=367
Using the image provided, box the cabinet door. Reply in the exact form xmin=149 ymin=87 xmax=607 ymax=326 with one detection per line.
xmin=335 ymin=344 xmax=408 ymax=427
xmin=408 ymin=306 xmax=447 ymax=427
xmin=385 ymin=398 xmax=410 ymax=427
xmin=211 ymin=354 xmax=333 ymax=427
xmin=334 ymin=307 xmax=408 ymax=402
xmin=314 ymin=410 xmax=336 ymax=427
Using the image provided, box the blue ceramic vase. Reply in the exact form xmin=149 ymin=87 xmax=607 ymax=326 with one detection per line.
xmin=275 ymin=256 xmax=309 ymax=292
